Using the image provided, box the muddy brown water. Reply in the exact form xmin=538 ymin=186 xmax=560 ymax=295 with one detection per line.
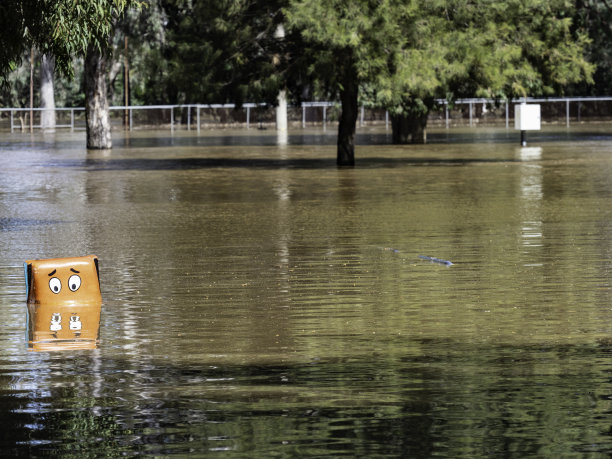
xmin=1 ymin=126 xmax=612 ymax=456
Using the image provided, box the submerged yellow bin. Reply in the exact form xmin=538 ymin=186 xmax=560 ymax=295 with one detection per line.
xmin=24 ymin=255 xmax=102 ymax=351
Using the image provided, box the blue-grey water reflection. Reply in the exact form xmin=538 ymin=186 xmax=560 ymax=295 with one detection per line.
xmin=2 ymin=126 xmax=612 ymax=456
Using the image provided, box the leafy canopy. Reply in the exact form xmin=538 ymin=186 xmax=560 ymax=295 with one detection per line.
xmin=154 ymin=0 xmax=285 ymax=105
xmin=284 ymin=0 xmax=417 ymax=96
xmin=0 ymin=0 xmax=136 ymax=81
xmin=572 ymin=0 xmax=612 ymax=95
xmin=285 ymin=0 xmax=594 ymax=115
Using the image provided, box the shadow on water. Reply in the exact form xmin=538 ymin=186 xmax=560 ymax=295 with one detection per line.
xmin=42 ymin=156 xmax=523 ymax=171
xmin=0 ymin=218 xmax=64 ymax=232
xmin=2 ymin=126 xmax=612 ymax=153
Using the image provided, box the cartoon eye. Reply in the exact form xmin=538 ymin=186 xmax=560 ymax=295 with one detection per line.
xmin=68 ymin=274 xmax=81 ymax=292
xmin=49 ymin=277 xmax=62 ymax=294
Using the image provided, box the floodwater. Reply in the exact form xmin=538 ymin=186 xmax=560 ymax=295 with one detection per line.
xmin=2 ymin=125 xmax=612 ymax=456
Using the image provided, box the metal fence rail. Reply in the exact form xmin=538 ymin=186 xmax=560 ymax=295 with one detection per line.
xmin=2 ymin=96 xmax=612 ymax=132
xmin=439 ymin=96 xmax=612 ymax=128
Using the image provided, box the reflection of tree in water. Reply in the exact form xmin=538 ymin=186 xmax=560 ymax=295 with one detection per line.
xmin=0 ymin=355 xmax=435 ymax=456
xmin=3 ymin=341 xmax=610 ymax=455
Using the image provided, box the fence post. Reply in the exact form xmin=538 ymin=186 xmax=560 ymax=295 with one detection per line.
xmin=385 ymin=110 xmax=389 ymax=130
xmin=302 ymin=104 xmax=306 ymax=128
xmin=360 ymin=106 xmax=364 ymax=127
xmin=129 ymin=107 xmax=133 ymax=131
xmin=566 ymin=99 xmax=570 ymax=128
xmin=323 ymin=105 xmax=327 ymax=127
xmin=445 ymin=103 xmax=449 ymax=129
xmin=505 ymin=101 xmax=509 ymax=129
xmin=469 ymin=102 xmax=473 ymax=127
xmin=246 ymin=106 xmax=250 ymax=128
xmin=170 ymin=107 xmax=174 ymax=131
xmin=197 ymin=106 xmax=200 ymax=133
xmin=187 ymin=106 xmax=191 ymax=130
xmin=10 ymin=110 xmax=14 ymax=132
xmin=70 ymin=109 xmax=74 ymax=131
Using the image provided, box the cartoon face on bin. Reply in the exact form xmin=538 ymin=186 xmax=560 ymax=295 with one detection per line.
xmin=24 ymin=255 xmax=101 ymax=305
xmin=24 ymin=255 xmax=102 ymax=351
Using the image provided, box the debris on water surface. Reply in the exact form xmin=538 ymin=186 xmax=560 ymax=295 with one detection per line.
xmin=418 ymin=255 xmax=454 ymax=266
xmin=380 ymin=248 xmax=454 ymax=266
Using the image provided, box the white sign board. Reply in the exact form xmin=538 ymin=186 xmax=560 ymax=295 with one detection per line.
xmin=515 ymin=104 xmax=541 ymax=131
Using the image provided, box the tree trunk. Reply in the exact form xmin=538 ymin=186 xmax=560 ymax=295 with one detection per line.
xmin=40 ymin=54 xmax=56 ymax=131
xmin=337 ymin=64 xmax=358 ymax=166
xmin=124 ymin=35 xmax=130 ymax=128
xmin=85 ymin=45 xmax=112 ymax=149
xmin=276 ymin=89 xmax=288 ymax=131
xmin=29 ymin=48 xmax=34 ymax=133
xmin=391 ymin=110 xmax=429 ymax=144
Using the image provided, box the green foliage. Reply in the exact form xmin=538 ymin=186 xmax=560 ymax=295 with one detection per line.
xmin=572 ymin=0 xmax=612 ymax=95
xmin=147 ymin=0 xmax=286 ymax=105
xmin=284 ymin=0 xmax=415 ymax=100
xmin=0 ymin=0 xmax=598 ymax=114
xmin=0 ymin=53 xmax=84 ymax=109
xmin=107 ymin=0 xmax=167 ymax=105
xmin=387 ymin=0 xmax=593 ymax=115
xmin=0 ymin=51 xmax=32 ymax=109
xmin=285 ymin=0 xmax=594 ymax=118
xmin=0 ymin=0 xmax=137 ymax=82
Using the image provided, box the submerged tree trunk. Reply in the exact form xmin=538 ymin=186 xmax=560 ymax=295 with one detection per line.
xmin=391 ymin=110 xmax=429 ymax=144
xmin=337 ymin=63 xmax=358 ymax=166
xmin=85 ymin=45 xmax=112 ymax=149
xmin=40 ymin=54 xmax=56 ymax=131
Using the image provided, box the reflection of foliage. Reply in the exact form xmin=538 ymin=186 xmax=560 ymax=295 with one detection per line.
xmin=3 ymin=346 xmax=612 ymax=456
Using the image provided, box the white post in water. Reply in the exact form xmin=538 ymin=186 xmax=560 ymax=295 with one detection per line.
xmin=514 ymin=103 xmax=541 ymax=146
xmin=275 ymin=24 xmax=288 ymax=134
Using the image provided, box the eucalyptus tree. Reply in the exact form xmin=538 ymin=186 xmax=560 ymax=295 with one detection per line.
xmin=0 ymin=0 xmax=136 ymax=148
xmin=0 ymin=1 xmax=133 ymax=81
xmin=81 ymin=1 xmax=140 ymax=149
